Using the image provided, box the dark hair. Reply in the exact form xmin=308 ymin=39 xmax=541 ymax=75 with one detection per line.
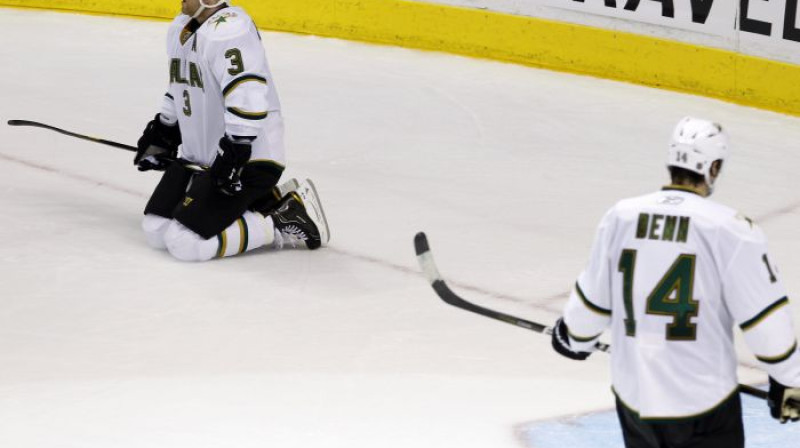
xmin=668 ymin=166 xmax=705 ymax=185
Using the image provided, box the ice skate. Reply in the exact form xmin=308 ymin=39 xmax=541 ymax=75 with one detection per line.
xmin=269 ymin=179 xmax=329 ymax=250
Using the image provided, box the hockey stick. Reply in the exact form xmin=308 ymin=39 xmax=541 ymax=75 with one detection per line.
xmin=413 ymin=231 xmax=779 ymax=402
xmin=414 ymin=231 xmax=609 ymax=352
xmin=7 ymin=119 xmax=206 ymax=172
xmin=738 ymin=383 xmax=800 ymax=411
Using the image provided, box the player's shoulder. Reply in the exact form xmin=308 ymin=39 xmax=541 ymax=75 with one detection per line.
xmin=589 ymin=194 xmax=647 ymax=230
xmin=606 ymin=190 xmax=665 ymax=220
xmin=200 ymin=7 xmax=255 ymax=42
xmin=682 ymin=194 xmax=765 ymax=243
xmin=674 ymin=193 xmax=764 ymax=241
xmin=715 ymin=205 xmax=765 ymax=243
xmin=167 ymin=14 xmax=192 ymax=35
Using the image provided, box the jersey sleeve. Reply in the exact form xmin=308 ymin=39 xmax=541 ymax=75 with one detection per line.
xmin=721 ymin=220 xmax=800 ymax=387
xmin=159 ymin=17 xmax=185 ymax=123
xmin=159 ymin=92 xmax=178 ymax=123
xmin=562 ymin=207 xmax=615 ymax=351
xmin=204 ymin=20 xmax=271 ymax=138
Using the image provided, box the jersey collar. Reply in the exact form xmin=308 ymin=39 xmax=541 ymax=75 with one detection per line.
xmin=662 ymin=184 xmax=705 ymax=196
xmin=180 ymin=4 xmax=230 ymax=45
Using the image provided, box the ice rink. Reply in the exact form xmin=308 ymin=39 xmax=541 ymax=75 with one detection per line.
xmin=1 ymin=7 xmax=800 ymax=447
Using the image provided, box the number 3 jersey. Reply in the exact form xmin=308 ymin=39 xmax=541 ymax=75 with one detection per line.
xmin=159 ymin=6 xmax=284 ymax=168
xmin=563 ymin=186 xmax=800 ymax=419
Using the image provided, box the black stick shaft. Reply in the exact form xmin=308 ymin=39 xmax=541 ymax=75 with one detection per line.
xmin=414 ymin=231 xmax=776 ymax=403
xmin=8 ymin=119 xmax=138 ymax=151
xmin=739 ymin=384 xmax=767 ymax=400
xmin=7 ymin=119 xmax=206 ymax=172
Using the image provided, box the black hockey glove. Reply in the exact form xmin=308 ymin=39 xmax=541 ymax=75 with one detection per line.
xmin=210 ymin=136 xmax=252 ymax=196
xmin=551 ymin=318 xmax=592 ymax=361
xmin=134 ymin=114 xmax=181 ymax=171
xmin=768 ymin=376 xmax=800 ymax=423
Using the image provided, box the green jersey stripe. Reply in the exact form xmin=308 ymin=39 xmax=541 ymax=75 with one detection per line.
xmin=740 ymin=296 xmax=789 ymax=331
xmin=756 ymin=340 xmax=797 ymax=365
xmin=576 ymin=282 xmax=611 ymax=316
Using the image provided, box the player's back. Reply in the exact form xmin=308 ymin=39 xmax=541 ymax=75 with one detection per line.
xmin=604 ymin=186 xmax=748 ymax=418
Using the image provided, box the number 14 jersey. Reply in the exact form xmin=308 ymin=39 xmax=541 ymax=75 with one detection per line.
xmin=564 ymin=186 xmax=800 ymax=419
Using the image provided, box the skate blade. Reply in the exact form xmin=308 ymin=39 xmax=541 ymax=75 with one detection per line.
xmin=300 ymin=179 xmax=330 ymax=246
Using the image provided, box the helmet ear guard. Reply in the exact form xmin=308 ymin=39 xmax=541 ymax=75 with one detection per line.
xmin=667 ymin=116 xmax=729 ymax=194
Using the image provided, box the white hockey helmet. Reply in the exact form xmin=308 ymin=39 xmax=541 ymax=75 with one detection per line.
xmin=667 ymin=116 xmax=729 ymax=193
xmin=192 ymin=0 xmax=228 ymax=18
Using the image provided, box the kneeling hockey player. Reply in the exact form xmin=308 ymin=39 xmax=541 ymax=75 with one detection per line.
xmin=133 ymin=0 xmax=329 ymax=261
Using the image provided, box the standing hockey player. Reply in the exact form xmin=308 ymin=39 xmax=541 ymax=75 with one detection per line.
xmin=134 ymin=0 xmax=329 ymax=261
xmin=551 ymin=117 xmax=800 ymax=447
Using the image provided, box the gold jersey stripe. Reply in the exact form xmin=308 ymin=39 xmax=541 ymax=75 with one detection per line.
xmin=223 ymin=75 xmax=267 ymax=98
xmin=216 ymin=229 xmax=228 ymax=258
xmin=226 ymin=107 xmax=268 ymax=120
xmin=237 ymin=217 xmax=248 ymax=254
xmin=568 ymin=328 xmax=602 ymax=343
xmin=661 ymin=184 xmax=705 ymax=196
xmin=756 ymin=340 xmax=798 ymax=365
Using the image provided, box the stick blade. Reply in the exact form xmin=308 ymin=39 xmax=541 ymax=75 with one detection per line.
xmin=414 ymin=231 xmax=429 ymax=255
xmin=414 ymin=232 xmax=442 ymax=286
xmin=412 ymin=232 xmax=551 ymax=334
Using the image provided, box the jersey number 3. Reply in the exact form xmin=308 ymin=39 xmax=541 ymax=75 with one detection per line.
xmin=618 ymin=250 xmax=699 ymax=341
xmin=225 ymin=49 xmax=245 ymax=76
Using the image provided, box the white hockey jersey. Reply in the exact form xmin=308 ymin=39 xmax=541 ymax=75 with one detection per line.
xmin=159 ymin=6 xmax=284 ymax=168
xmin=564 ymin=186 xmax=800 ymax=419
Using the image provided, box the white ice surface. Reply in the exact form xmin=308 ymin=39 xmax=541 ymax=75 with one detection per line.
xmin=1 ymin=8 xmax=800 ymax=448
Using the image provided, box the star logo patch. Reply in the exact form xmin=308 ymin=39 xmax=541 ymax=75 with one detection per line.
xmin=212 ymin=12 xmax=237 ymax=29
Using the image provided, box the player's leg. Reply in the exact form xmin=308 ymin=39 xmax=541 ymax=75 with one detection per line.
xmin=172 ymin=162 xmax=283 ymax=238
xmin=249 ymin=176 xmax=299 ymax=214
xmin=163 ymin=162 xmax=279 ymax=260
xmin=615 ymin=398 xmax=660 ymax=448
xmin=163 ymin=210 xmax=277 ymax=261
xmin=164 ymin=179 xmax=329 ymax=261
xmin=164 ymin=162 xmax=328 ymax=260
xmin=657 ymin=394 xmax=744 ymax=448
xmin=141 ymin=162 xmax=194 ymax=249
xmin=142 ymin=215 xmax=173 ymax=249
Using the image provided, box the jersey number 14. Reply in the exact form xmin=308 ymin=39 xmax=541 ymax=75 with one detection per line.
xmin=618 ymin=250 xmax=699 ymax=341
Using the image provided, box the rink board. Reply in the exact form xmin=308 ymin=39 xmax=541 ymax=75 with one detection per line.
xmin=1 ymin=0 xmax=800 ymax=116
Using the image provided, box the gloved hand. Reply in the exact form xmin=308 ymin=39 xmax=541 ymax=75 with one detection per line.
xmin=134 ymin=114 xmax=181 ymax=171
xmin=209 ymin=136 xmax=252 ymax=196
xmin=768 ymin=376 xmax=800 ymax=423
xmin=551 ymin=317 xmax=593 ymax=361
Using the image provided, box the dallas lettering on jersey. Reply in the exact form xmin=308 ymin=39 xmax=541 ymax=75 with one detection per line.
xmin=170 ymin=59 xmax=205 ymax=91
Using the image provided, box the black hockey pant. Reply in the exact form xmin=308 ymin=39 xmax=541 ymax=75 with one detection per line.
xmin=615 ymin=394 xmax=744 ymax=448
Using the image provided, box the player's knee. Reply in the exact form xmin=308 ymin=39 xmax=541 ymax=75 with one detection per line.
xmin=164 ymin=221 xmax=217 ymax=262
xmin=142 ymin=214 xmax=172 ymax=249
